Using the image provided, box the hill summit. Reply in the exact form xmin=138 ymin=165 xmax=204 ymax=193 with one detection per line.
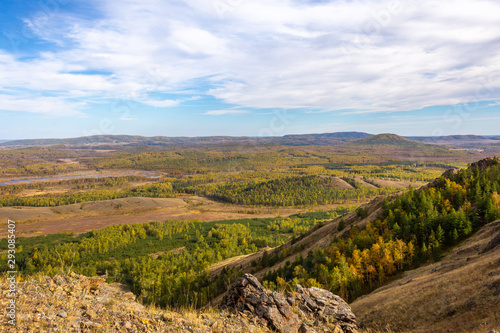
xmin=353 ymin=133 xmax=423 ymax=146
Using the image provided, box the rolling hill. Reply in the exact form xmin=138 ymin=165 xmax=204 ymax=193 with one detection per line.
xmin=410 ymin=135 xmax=500 ymax=148
xmin=350 ymin=133 xmax=434 ymax=148
xmin=278 ymin=132 xmax=372 ymax=145
xmin=0 ymin=135 xmax=251 ymax=147
xmin=0 ymin=132 xmax=374 ymax=148
xmin=2 ymin=132 xmax=500 ymax=151
xmin=339 ymin=133 xmax=455 ymax=157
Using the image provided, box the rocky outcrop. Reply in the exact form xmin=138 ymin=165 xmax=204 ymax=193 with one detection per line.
xmin=470 ymin=157 xmax=499 ymax=173
xmin=1 ymin=273 xmax=273 ymax=333
xmin=223 ymin=273 xmax=358 ymax=333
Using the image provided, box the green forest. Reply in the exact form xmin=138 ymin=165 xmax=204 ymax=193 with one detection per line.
xmin=260 ymin=159 xmax=500 ymax=301
xmin=0 ymin=144 xmax=458 ymax=182
xmin=0 ymin=208 xmax=350 ymax=307
xmin=184 ymin=175 xmax=400 ymax=206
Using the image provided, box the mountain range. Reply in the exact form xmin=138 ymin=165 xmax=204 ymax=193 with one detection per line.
xmin=1 ymin=132 xmax=499 ymax=148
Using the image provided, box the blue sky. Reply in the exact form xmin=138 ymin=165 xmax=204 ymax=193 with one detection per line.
xmin=1 ymin=0 xmax=500 ymax=140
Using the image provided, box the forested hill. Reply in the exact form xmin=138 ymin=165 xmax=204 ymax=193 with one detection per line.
xmin=0 ymin=132 xmax=373 ymax=147
xmin=243 ymin=157 xmax=500 ymax=302
xmin=410 ymin=134 xmax=500 ymax=147
xmin=348 ymin=133 xmax=438 ymax=149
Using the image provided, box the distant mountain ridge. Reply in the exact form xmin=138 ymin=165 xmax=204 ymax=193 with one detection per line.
xmin=283 ymin=131 xmax=371 ymax=139
xmin=1 ymin=132 xmax=499 ymax=149
xmin=410 ymin=134 xmax=500 ymax=147
xmin=0 ymin=132 xmax=374 ymax=147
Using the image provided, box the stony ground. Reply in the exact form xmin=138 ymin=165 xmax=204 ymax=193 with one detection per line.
xmin=0 ymin=273 xmax=273 ymax=333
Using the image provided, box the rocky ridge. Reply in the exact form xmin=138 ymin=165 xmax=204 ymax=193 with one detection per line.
xmin=1 ymin=272 xmax=358 ymax=333
xmin=0 ymin=273 xmax=272 ymax=332
xmin=223 ymin=273 xmax=358 ymax=333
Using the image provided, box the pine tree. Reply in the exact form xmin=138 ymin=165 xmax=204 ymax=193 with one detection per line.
xmin=338 ymin=217 xmax=346 ymax=231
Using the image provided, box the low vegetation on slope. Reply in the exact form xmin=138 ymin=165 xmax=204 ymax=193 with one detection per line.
xmin=0 ymin=273 xmax=273 ymax=333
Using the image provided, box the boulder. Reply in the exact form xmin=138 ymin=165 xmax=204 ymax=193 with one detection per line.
xmin=292 ymin=285 xmax=357 ymax=333
xmin=223 ymin=274 xmax=301 ymax=333
xmin=223 ymin=274 xmax=358 ymax=333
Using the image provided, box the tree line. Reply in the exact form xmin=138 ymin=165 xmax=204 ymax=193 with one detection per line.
xmin=260 ymin=159 xmax=500 ymax=301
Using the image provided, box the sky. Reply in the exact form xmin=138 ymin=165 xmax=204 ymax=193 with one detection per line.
xmin=1 ymin=0 xmax=500 ymax=140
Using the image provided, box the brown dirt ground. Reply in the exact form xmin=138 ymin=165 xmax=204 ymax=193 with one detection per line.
xmin=209 ymin=246 xmax=275 ymax=277
xmin=370 ymin=179 xmax=427 ymax=189
xmin=0 ymin=195 xmax=363 ymax=238
xmin=331 ymin=177 xmax=354 ymax=189
xmin=354 ymin=176 xmax=378 ymax=189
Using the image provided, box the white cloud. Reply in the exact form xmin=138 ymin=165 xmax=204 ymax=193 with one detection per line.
xmin=204 ymin=109 xmax=250 ymax=116
xmin=2 ymin=0 xmax=500 ymax=117
xmin=140 ymin=99 xmax=181 ymax=108
xmin=0 ymin=94 xmax=84 ymax=116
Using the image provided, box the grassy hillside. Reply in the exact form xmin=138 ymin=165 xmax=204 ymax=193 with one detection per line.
xmin=351 ymin=219 xmax=500 ymax=332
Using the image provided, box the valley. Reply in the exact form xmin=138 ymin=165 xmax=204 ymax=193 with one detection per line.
xmin=1 ymin=133 xmax=500 ymax=332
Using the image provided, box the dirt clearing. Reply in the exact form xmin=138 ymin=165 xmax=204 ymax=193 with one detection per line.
xmin=0 ymin=195 xmax=368 ymax=238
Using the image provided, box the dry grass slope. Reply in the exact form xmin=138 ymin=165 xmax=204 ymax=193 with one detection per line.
xmin=0 ymin=273 xmax=273 ymax=333
xmin=351 ymin=220 xmax=500 ymax=333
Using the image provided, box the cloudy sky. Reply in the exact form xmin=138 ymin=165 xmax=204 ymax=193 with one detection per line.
xmin=1 ymin=0 xmax=500 ymax=139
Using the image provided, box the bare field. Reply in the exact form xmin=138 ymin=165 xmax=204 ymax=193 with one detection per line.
xmin=370 ymin=179 xmax=427 ymax=189
xmin=353 ymin=176 xmax=378 ymax=189
xmin=0 ymin=169 xmax=165 ymax=186
xmin=0 ymin=175 xmax=424 ymax=238
xmin=330 ymin=177 xmax=354 ymax=189
xmin=0 ymin=195 xmax=362 ymax=238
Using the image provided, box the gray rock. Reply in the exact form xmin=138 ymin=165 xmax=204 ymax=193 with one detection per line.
xmin=56 ymin=310 xmax=68 ymax=318
xmin=223 ymin=274 xmax=358 ymax=333
xmin=224 ymin=274 xmax=301 ymax=333
xmin=293 ymin=285 xmax=357 ymax=333
xmin=299 ymin=323 xmax=318 ymax=333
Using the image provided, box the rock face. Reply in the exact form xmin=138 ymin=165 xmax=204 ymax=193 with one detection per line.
xmin=223 ymin=274 xmax=358 ymax=333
